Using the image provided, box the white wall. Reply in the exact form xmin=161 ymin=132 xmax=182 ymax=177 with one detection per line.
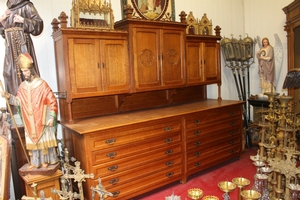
xmin=0 ymin=0 xmax=294 ymax=105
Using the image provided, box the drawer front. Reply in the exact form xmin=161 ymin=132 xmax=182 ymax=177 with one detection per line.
xmin=186 ymin=144 xmax=241 ymax=173
xmin=185 ymin=105 xmax=241 ymax=129
xmin=92 ymin=144 xmax=182 ymax=177
xmin=186 ymin=134 xmax=241 ymax=161
xmin=89 ymin=118 xmax=181 ymax=151
xmin=185 ymin=116 xmax=241 ymax=140
xmin=91 ymin=132 xmax=181 ymax=165
xmin=99 ymin=154 xmax=182 ymax=189
xmin=186 ymin=127 xmax=241 ymax=151
xmin=104 ymin=165 xmax=183 ymax=200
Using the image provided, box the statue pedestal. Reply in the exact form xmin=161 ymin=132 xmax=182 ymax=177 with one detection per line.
xmin=248 ymin=99 xmax=270 ymax=124
xmin=21 ymin=169 xmax=62 ymax=200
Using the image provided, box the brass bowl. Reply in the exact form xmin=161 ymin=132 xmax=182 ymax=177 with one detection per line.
xmin=218 ymin=181 xmax=236 ymax=193
xmin=202 ymin=195 xmax=219 ymax=200
xmin=188 ymin=188 xmax=203 ymax=200
xmin=232 ymin=177 xmax=250 ymax=188
xmin=240 ymin=190 xmax=261 ymax=200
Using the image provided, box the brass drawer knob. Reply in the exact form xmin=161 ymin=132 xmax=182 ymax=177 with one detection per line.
xmin=165 ymin=149 xmax=173 ymax=155
xmin=194 ymin=119 xmax=200 ymax=124
xmin=109 ymin=178 xmax=119 ymax=185
xmin=166 ymin=161 xmax=174 ymax=167
xmin=112 ymin=191 xmax=120 ymax=197
xmin=164 ymin=138 xmax=173 ymax=144
xmin=106 ymin=152 xmax=117 ymax=158
xmin=194 ymin=152 xmax=201 ymax=157
xmin=106 ymin=138 xmax=116 ymax=145
xmin=166 ymin=172 xmax=174 ymax=178
xmin=195 ymin=162 xmax=201 ymax=167
xmin=194 ymin=141 xmax=201 ymax=146
xmin=164 ymin=126 xmax=172 ymax=132
xmin=108 ymin=165 xmax=118 ymax=172
xmin=194 ymin=130 xmax=200 ymax=136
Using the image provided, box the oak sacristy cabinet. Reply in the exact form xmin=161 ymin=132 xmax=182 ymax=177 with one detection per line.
xmin=51 ymin=12 xmax=243 ymax=200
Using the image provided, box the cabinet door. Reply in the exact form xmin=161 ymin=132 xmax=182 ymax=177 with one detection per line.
xmin=203 ymin=42 xmax=220 ymax=82
xmin=100 ymin=39 xmax=129 ymax=92
xmin=133 ymin=28 xmax=161 ymax=89
xmin=162 ymin=30 xmax=185 ymax=86
xmin=68 ymin=38 xmax=102 ymax=96
xmin=186 ymin=42 xmax=203 ymax=84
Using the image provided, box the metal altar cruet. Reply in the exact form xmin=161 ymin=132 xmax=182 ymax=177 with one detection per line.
xmin=232 ymin=177 xmax=250 ymax=200
xmin=218 ymin=181 xmax=236 ymax=200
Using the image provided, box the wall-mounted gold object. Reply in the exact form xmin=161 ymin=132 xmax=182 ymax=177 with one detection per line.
xmin=70 ymin=0 xmax=114 ymax=30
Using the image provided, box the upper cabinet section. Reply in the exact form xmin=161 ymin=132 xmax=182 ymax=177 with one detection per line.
xmin=52 ymin=29 xmax=130 ymax=101
xmin=186 ymin=35 xmax=222 ymax=86
xmin=115 ymin=19 xmax=187 ymax=92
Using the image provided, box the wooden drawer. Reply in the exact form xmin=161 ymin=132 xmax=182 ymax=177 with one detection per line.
xmin=104 ymin=165 xmax=183 ymax=200
xmin=97 ymin=154 xmax=182 ymax=189
xmin=186 ymin=134 xmax=241 ymax=162
xmin=185 ymin=105 xmax=241 ymax=129
xmin=91 ymin=132 xmax=181 ymax=165
xmin=186 ymin=127 xmax=241 ymax=151
xmin=185 ymin=116 xmax=241 ymax=140
xmin=92 ymin=144 xmax=182 ymax=177
xmin=88 ymin=118 xmax=181 ymax=151
xmin=186 ymin=144 xmax=241 ymax=173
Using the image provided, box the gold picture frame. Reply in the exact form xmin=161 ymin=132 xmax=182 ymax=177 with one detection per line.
xmin=121 ymin=0 xmax=175 ymax=21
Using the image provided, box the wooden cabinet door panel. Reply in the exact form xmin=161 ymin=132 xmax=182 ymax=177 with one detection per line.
xmin=162 ymin=30 xmax=185 ymax=86
xmin=68 ymin=38 xmax=101 ymax=94
xmin=133 ymin=28 xmax=161 ymax=88
xmin=101 ymin=40 xmax=129 ymax=92
xmin=186 ymin=42 xmax=202 ymax=84
xmin=203 ymin=42 xmax=220 ymax=81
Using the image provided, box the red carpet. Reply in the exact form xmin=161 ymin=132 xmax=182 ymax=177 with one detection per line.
xmin=131 ymin=147 xmax=257 ymax=200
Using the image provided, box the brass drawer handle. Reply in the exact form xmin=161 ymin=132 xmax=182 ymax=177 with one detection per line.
xmin=109 ymin=178 xmax=119 ymax=185
xmin=106 ymin=152 xmax=117 ymax=158
xmin=164 ymin=126 xmax=172 ymax=132
xmin=165 ymin=149 xmax=173 ymax=155
xmin=108 ymin=165 xmax=118 ymax=172
xmin=112 ymin=191 xmax=120 ymax=197
xmin=164 ymin=138 xmax=173 ymax=144
xmin=194 ymin=152 xmax=201 ymax=157
xmin=230 ymin=121 xmax=235 ymax=125
xmin=230 ymin=131 xmax=235 ymax=135
xmin=195 ymin=162 xmax=201 ymax=167
xmin=230 ymin=112 xmax=235 ymax=116
xmin=194 ymin=130 xmax=200 ymax=136
xmin=230 ymin=140 xmax=235 ymax=144
xmin=230 ymin=149 xmax=236 ymax=154
xmin=194 ymin=120 xmax=200 ymax=124
xmin=166 ymin=161 xmax=174 ymax=167
xmin=166 ymin=172 xmax=174 ymax=178
xmin=106 ymin=139 xmax=116 ymax=145
xmin=194 ymin=141 xmax=201 ymax=146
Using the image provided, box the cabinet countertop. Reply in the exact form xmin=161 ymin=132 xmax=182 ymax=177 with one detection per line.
xmin=60 ymin=99 xmax=244 ymax=134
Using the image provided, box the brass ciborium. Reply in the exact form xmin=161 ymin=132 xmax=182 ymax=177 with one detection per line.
xmin=218 ymin=181 xmax=236 ymax=200
xmin=240 ymin=190 xmax=261 ymax=200
xmin=188 ymin=188 xmax=203 ymax=200
xmin=202 ymin=195 xmax=219 ymax=200
xmin=232 ymin=177 xmax=250 ymax=200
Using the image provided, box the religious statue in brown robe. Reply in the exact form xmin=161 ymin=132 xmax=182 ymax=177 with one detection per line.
xmin=0 ymin=0 xmax=43 ymax=99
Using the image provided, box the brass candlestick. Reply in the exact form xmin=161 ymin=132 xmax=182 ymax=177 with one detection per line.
xmin=232 ymin=177 xmax=250 ymax=200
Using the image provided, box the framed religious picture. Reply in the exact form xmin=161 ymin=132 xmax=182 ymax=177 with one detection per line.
xmin=121 ymin=0 xmax=175 ymax=21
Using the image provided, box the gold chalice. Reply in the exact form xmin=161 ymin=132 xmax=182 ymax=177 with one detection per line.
xmin=218 ymin=181 xmax=236 ymax=199
xmin=202 ymin=195 xmax=219 ymax=200
xmin=232 ymin=177 xmax=250 ymax=200
xmin=188 ymin=188 xmax=203 ymax=200
xmin=240 ymin=190 xmax=261 ymax=200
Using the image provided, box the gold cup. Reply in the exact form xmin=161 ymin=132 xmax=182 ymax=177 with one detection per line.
xmin=240 ymin=190 xmax=261 ymax=200
xmin=188 ymin=188 xmax=203 ymax=200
